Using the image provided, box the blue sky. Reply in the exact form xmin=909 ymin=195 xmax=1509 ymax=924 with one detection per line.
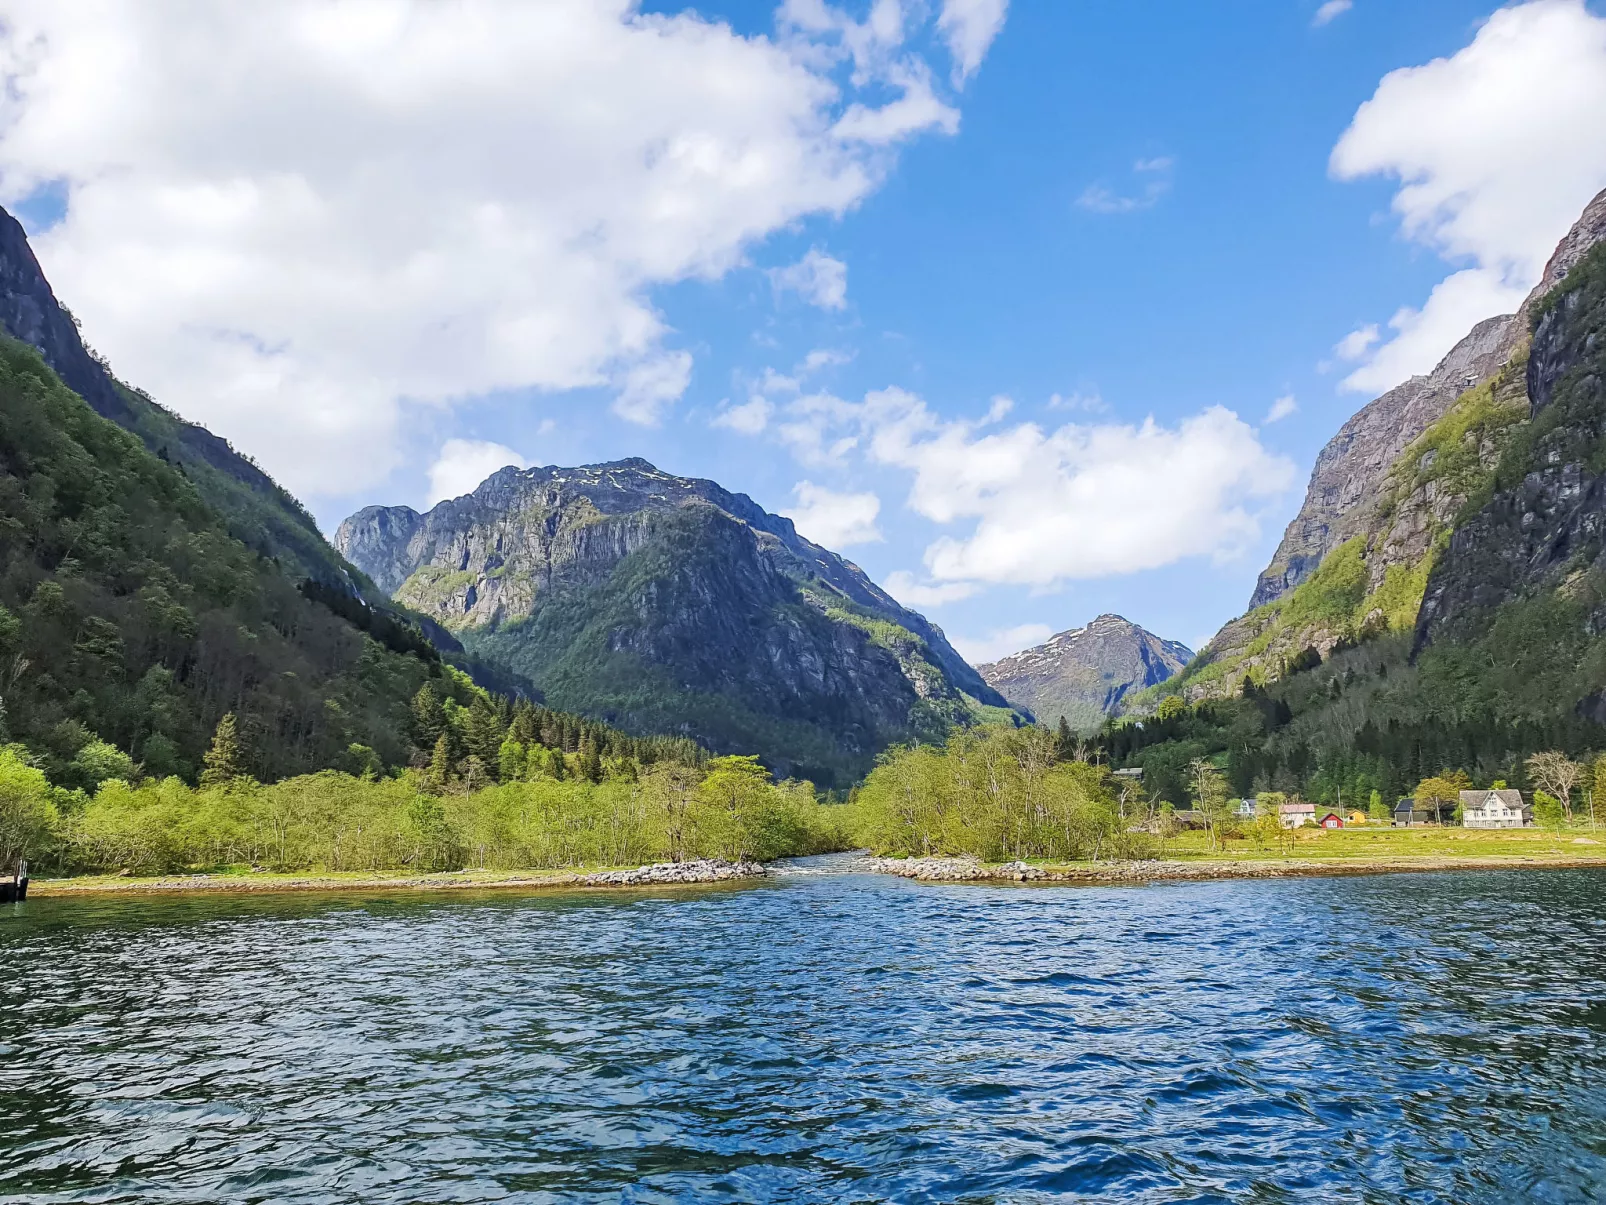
xmin=5 ymin=0 xmax=1606 ymax=660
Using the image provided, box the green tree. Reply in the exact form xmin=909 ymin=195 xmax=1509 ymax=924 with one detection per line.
xmin=0 ymin=745 xmax=60 ymax=869
xmin=1368 ymin=789 xmax=1388 ymax=822
xmin=429 ymin=733 xmax=453 ymax=788
xmin=200 ymin=713 xmax=246 ymax=788
xmin=1156 ymin=695 xmax=1185 ymax=722
xmin=1055 ymin=717 xmax=1076 ymax=761
xmin=497 ymin=737 xmax=527 ymax=784
xmin=1187 ymin=757 xmax=1230 ymax=852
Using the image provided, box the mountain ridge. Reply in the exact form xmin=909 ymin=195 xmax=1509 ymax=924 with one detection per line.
xmin=337 ymin=458 xmax=1014 ymax=786
xmin=978 ymin=614 xmax=1192 ymax=731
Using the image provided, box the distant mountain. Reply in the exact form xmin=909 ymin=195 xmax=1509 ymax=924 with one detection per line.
xmin=336 ymin=459 xmax=1015 ymax=787
xmin=977 ymin=615 xmax=1193 ymax=731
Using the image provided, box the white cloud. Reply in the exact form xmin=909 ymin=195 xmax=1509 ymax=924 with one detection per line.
xmin=1048 ymin=389 xmax=1107 ymax=413
xmin=712 ymin=396 xmax=774 ymax=434
xmin=939 ymin=0 xmax=1009 ymax=83
xmin=614 ymin=351 xmax=694 ymax=426
xmin=801 ymin=347 xmax=852 ymax=372
xmin=781 ymin=481 xmax=883 ymax=548
xmin=882 ymin=570 xmax=980 ymax=608
xmin=771 ymin=248 xmax=849 ymax=310
xmin=1331 ymin=0 xmax=1606 ymax=391
xmin=1340 ymin=268 xmax=1529 ymax=393
xmin=950 ymin=623 xmax=1053 ymax=666
xmin=1265 ymin=394 xmax=1298 ymax=424
xmin=1333 ymin=324 xmax=1381 ymax=361
xmin=0 ymin=2 xmax=1000 ymax=498
xmin=1077 ymin=157 xmax=1174 ymax=214
xmin=1313 ymin=1 xmax=1353 ymax=27
xmin=769 ymin=387 xmax=1296 ymax=588
xmin=427 ymin=439 xmax=527 ymax=507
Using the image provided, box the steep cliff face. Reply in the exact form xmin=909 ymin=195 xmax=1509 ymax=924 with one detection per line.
xmin=1178 ymin=188 xmax=1606 ymax=702
xmin=336 ymin=459 xmax=1012 ymax=785
xmin=1251 ymin=315 xmax=1522 ymax=609
xmin=1412 ymin=238 xmax=1606 ymax=719
xmin=977 ymin=615 xmax=1192 ymax=731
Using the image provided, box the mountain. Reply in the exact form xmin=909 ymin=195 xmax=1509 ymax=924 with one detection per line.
xmin=1106 ymin=188 xmax=1606 ymax=806
xmin=1174 ymin=187 xmax=1606 ymax=703
xmin=0 ymin=207 xmax=357 ymax=588
xmin=977 ymin=615 xmax=1192 ymax=731
xmin=335 ymin=460 xmax=1014 ymax=787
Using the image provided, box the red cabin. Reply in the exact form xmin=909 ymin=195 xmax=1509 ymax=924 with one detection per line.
xmin=1319 ymin=812 xmax=1344 ymax=830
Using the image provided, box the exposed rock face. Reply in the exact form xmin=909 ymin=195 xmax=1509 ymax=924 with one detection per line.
xmin=1250 ymin=314 xmax=1522 ymax=609
xmin=1253 ymin=188 xmax=1606 ymax=613
xmin=1416 ymin=236 xmax=1606 ymax=654
xmin=1176 ymin=189 xmax=1606 ymax=704
xmin=977 ymin=614 xmax=1192 ymax=729
xmin=336 ymin=459 xmax=1011 ymax=786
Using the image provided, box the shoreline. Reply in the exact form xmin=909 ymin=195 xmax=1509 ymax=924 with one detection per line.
xmin=866 ymin=853 xmax=1606 ymax=885
xmin=26 ymin=859 xmax=767 ymax=898
xmin=23 ymin=851 xmax=1606 ymax=898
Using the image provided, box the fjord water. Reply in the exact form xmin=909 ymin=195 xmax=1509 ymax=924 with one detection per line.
xmin=3 ymin=864 xmax=1604 ymax=1204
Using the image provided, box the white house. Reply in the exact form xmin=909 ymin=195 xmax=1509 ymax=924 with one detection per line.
xmin=1461 ymin=789 xmax=1533 ymax=829
xmin=1279 ymin=801 xmax=1317 ymax=828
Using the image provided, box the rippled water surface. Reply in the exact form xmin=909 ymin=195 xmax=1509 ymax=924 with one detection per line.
xmin=3 ymin=861 xmax=1606 ymax=1203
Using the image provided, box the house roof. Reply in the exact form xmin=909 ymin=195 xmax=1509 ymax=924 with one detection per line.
xmin=1279 ymin=801 xmax=1315 ymax=813
xmin=1460 ymin=789 xmax=1525 ymax=808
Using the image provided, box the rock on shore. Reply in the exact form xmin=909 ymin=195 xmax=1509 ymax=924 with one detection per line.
xmin=577 ymin=859 xmax=766 ymax=886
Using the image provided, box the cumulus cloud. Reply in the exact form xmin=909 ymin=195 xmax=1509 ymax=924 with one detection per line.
xmin=939 ymin=0 xmax=1010 ymax=83
xmin=712 ymin=396 xmax=774 ymax=434
xmin=1340 ymin=268 xmax=1530 ymax=394
xmin=950 ymin=623 xmax=1053 ymax=667
xmin=771 ymin=248 xmax=849 ymax=310
xmin=0 ymin=2 xmax=1001 ymax=497
xmin=1331 ymin=0 xmax=1606 ymax=392
xmin=1077 ymin=157 xmax=1174 ymax=214
xmin=614 ymin=351 xmax=694 ymax=426
xmin=882 ymin=571 xmax=979 ymax=608
xmin=746 ymin=386 xmax=1296 ymax=590
xmin=427 ymin=439 xmax=527 ymax=507
xmin=1313 ymin=1 xmax=1353 ymax=27
xmin=854 ymin=389 xmax=1296 ymax=587
xmin=781 ymin=481 xmax=883 ymax=548
xmin=1265 ymin=395 xmax=1298 ymax=424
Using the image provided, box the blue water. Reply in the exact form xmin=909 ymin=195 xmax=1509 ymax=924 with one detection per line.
xmin=2 ymin=860 xmax=1605 ymax=1203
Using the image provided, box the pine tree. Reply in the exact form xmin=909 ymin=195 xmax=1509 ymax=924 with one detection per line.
xmin=1055 ymin=716 xmax=1075 ymax=761
xmin=429 ymin=732 xmax=453 ymax=788
xmin=200 ymin=712 xmax=244 ymax=787
xmin=579 ymin=736 xmax=604 ymax=783
xmin=410 ymin=684 xmax=444 ymax=752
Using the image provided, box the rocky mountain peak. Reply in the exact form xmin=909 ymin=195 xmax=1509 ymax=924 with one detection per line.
xmin=978 ymin=614 xmax=1193 ymax=731
xmin=335 ymin=459 xmax=1011 ymax=786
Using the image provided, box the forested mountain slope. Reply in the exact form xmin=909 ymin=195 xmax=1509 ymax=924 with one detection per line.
xmin=979 ymin=615 xmax=1192 ymax=732
xmin=0 ymin=334 xmax=467 ymax=785
xmin=0 ymin=206 xmax=356 ymax=588
xmin=337 ymin=460 xmax=1015 ymax=786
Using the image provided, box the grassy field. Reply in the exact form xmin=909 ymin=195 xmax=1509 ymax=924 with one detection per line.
xmin=1155 ymin=822 xmax=1605 ymax=863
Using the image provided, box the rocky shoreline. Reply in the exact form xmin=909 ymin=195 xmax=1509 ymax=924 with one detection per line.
xmin=30 ymin=859 xmax=768 ymax=896
xmin=864 ymin=854 xmax=1606 ymax=884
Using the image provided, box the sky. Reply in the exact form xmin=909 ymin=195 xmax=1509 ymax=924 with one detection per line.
xmin=2 ymin=0 xmax=1605 ymax=662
